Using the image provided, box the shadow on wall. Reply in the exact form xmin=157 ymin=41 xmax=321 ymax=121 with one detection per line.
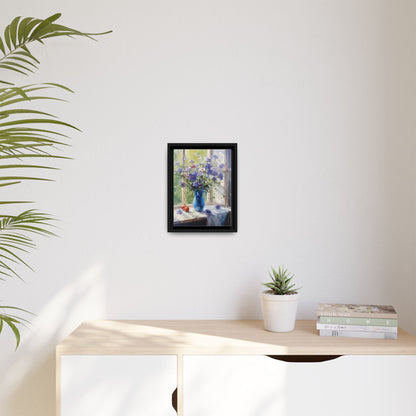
xmin=0 ymin=264 xmax=106 ymax=416
xmin=237 ymin=280 xmax=262 ymax=319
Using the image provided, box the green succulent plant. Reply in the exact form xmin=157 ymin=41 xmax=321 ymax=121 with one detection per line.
xmin=263 ymin=265 xmax=300 ymax=295
xmin=0 ymin=13 xmax=110 ymax=348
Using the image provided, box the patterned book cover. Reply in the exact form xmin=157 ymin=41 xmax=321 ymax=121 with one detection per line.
xmin=317 ymin=303 xmax=397 ymax=319
xmin=319 ymin=329 xmax=398 ymax=339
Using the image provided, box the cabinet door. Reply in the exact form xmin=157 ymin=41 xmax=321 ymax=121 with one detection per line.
xmin=61 ymin=355 xmax=177 ymax=416
xmin=183 ymin=355 xmax=286 ymax=416
xmin=183 ymin=355 xmax=416 ymax=416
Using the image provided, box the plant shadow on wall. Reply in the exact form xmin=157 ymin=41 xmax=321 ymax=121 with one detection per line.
xmin=0 ymin=14 xmax=111 ymax=348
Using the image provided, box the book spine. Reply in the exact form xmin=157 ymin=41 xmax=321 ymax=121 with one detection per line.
xmin=319 ymin=330 xmax=397 ymax=339
xmin=319 ymin=316 xmax=398 ymax=327
xmin=317 ymin=311 xmax=397 ymax=319
xmin=316 ymin=323 xmax=398 ymax=333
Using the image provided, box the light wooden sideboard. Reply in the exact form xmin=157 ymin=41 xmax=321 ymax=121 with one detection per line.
xmin=56 ymin=320 xmax=416 ymax=416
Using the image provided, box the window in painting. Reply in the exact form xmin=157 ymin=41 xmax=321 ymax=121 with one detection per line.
xmin=173 ymin=149 xmax=232 ymax=208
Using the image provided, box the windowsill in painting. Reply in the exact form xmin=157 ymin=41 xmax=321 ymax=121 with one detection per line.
xmin=174 ymin=205 xmax=231 ymax=226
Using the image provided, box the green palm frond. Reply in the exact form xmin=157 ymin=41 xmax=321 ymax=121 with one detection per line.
xmin=0 ymin=13 xmax=110 ymax=348
xmin=0 ymin=13 xmax=111 ymax=82
xmin=0 ymin=210 xmax=55 ymax=280
xmin=0 ymin=305 xmax=33 ymax=348
xmin=0 ymin=83 xmax=76 ymax=195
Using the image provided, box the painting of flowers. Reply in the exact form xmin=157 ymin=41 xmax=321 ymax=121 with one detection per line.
xmin=168 ymin=143 xmax=237 ymax=232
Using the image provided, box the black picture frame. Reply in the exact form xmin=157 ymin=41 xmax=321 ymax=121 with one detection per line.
xmin=167 ymin=143 xmax=237 ymax=232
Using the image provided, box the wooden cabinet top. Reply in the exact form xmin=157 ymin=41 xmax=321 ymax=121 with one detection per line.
xmin=56 ymin=320 xmax=416 ymax=356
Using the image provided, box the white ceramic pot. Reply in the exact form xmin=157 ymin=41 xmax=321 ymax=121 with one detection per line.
xmin=261 ymin=291 xmax=299 ymax=332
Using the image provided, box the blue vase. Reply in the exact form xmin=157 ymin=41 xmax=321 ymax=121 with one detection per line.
xmin=193 ymin=189 xmax=206 ymax=212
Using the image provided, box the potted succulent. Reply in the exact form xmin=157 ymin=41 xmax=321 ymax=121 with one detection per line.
xmin=261 ymin=266 xmax=300 ymax=332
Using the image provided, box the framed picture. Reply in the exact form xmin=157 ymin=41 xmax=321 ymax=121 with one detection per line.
xmin=167 ymin=143 xmax=237 ymax=232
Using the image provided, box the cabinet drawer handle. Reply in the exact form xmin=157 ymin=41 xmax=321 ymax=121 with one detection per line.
xmin=267 ymin=355 xmax=342 ymax=363
xmin=172 ymin=387 xmax=178 ymax=413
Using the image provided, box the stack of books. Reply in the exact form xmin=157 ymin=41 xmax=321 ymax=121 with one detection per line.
xmin=317 ymin=303 xmax=398 ymax=339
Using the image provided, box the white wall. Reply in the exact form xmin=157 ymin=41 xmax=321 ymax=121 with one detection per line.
xmin=0 ymin=1 xmax=415 ymax=415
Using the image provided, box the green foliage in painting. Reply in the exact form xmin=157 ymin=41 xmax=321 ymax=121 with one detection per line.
xmin=183 ymin=150 xmax=208 ymax=204
xmin=173 ymin=149 xmax=210 ymax=205
xmin=173 ymin=150 xmax=183 ymax=205
xmin=0 ymin=14 xmax=110 ymax=348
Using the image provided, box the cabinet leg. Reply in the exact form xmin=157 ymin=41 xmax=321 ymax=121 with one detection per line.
xmin=177 ymin=354 xmax=183 ymax=415
xmin=56 ymin=352 xmax=61 ymax=416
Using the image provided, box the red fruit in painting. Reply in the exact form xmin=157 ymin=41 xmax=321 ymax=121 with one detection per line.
xmin=183 ymin=206 xmax=189 ymax=212
xmin=191 ymin=164 xmax=196 ymax=168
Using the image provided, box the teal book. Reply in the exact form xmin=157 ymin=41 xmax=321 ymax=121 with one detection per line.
xmin=319 ymin=316 xmax=398 ymax=327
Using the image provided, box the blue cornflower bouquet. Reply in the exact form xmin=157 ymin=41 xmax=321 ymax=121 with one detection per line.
xmin=175 ymin=155 xmax=227 ymax=192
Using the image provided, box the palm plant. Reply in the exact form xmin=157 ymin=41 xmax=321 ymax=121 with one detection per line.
xmin=0 ymin=13 xmax=110 ymax=348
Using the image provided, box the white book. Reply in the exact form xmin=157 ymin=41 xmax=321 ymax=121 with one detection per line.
xmin=316 ymin=323 xmax=398 ymax=333
xmin=319 ymin=330 xmax=397 ymax=339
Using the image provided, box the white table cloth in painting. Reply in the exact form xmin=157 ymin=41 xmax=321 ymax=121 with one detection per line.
xmin=174 ymin=205 xmax=230 ymax=226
